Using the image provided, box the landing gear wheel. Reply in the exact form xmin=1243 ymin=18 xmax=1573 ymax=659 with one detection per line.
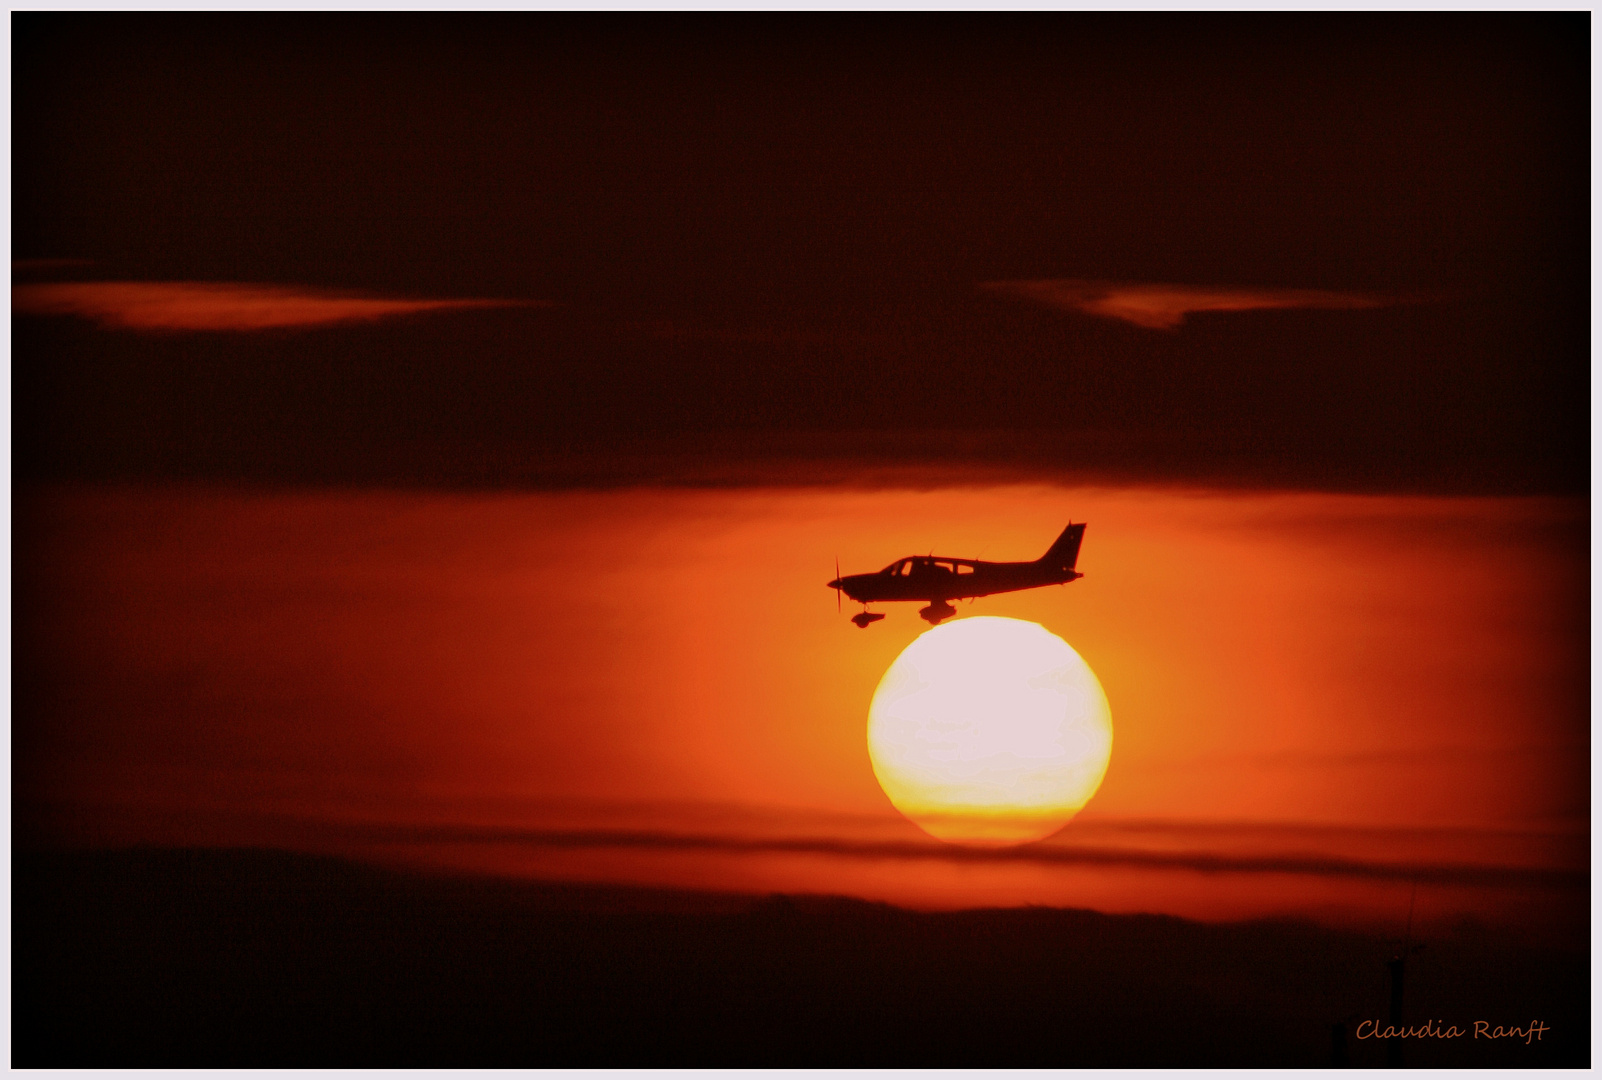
xmin=851 ymin=611 xmax=886 ymax=628
xmin=919 ymin=600 xmax=957 ymax=625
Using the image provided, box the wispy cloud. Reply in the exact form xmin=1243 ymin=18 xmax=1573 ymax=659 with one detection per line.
xmin=12 ymin=281 xmax=531 ymax=332
xmin=982 ymin=279 xmax=1397 ymax=331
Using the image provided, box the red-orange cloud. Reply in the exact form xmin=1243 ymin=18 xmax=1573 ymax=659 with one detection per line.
xmin=16 ymin=485 xmax=1585 ymax=928
xmin=12 ymin=281 xmax=529 ymax=332
xmin=982 ymin=278 xmax=1394 ymax=330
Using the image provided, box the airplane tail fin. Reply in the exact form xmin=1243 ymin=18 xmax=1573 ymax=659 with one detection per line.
xmin=1037 ymin=522 xmax=1087 ymax=570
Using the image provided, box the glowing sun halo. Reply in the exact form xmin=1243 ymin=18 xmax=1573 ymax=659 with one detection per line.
xmin=867 ymin=617 xmax=1113 ymax=847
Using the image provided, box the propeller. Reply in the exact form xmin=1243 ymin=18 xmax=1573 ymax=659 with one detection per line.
xmin=835 ymin=556 xmax=842 ymax=612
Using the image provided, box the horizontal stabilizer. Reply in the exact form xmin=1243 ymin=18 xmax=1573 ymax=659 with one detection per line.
xmin=1038 ymin=522 xmax=1087 ymax=570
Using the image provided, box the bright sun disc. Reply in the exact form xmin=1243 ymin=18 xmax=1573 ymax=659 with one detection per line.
xmin=867 ymin=616 xmax=1113 ymax=847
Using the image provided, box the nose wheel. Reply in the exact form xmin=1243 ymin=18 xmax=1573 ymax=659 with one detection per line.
xmin=851 ymin=611 xmax=886 ymax=628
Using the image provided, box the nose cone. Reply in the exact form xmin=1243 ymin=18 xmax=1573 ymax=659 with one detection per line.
xmin=826 ymin=578 xmax=843 ymax=590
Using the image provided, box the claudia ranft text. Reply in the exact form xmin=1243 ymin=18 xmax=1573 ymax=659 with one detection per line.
xmin=1354 ymin=1020 xmax=1549 ymax=1044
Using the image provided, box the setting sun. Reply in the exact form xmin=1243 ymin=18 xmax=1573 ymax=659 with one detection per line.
xmin=867 ymin=616 xmax=1113 ymax=847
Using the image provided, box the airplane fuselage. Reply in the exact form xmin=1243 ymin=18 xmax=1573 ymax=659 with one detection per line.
xmin=827 ymin=522 xmax=1087 ymax=626
xmin=831 ymin=556 xmax=1081 ymax=605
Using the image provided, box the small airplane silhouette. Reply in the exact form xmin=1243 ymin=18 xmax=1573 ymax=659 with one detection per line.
xmin=828 ymin=522 xmax=1087 ymax=628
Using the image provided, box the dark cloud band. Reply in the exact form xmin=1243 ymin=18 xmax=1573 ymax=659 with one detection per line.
xmin=294 ymin=820 xmax=1585 ymax=892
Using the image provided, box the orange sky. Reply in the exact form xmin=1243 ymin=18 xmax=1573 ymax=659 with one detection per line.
xmin=17 ymin=484 xmax=1587 ymax=932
